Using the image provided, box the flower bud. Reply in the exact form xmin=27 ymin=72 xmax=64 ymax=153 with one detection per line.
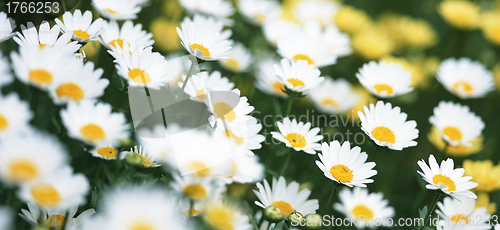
xmin=264 ymin=205 xmax=283 ymax=223
xmin=288 ymin=211 xmax=304 ymax=226
xmin=305 ymin=214 xmax=322 ymax=229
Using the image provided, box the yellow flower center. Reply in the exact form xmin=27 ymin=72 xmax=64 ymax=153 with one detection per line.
xmin=284 ymin=133 xmax=307 ymax=148
xmin=128 ymin=68 xmax=151 ymax=85
xmin=0 ymin=114 xmax=8 ymax=131
xmin=31 ymin=183 xmax=61 ymax=207
xmin=106 ymin=8 xmax=118 ymax=14
xmin=38 ymin=43 xmax=49 ymax=49
xmin=9 ymin=160 xmax=39 ymax=182
xmin=73 ymin=30 xmax=90 ymax=40
xmin=371 ymin=126 xmax=396 ymax=144
xmin=190 ymin=43 xmax=211 ymax=57
xmin=183 ymin=183 xmax=207 ymax=200
xmin=138 ymin=154 xmax=152 ymax=167
xmin=185 ymin=209 xmax=201 ymax=216
xmin=96 ymin=146 xmax=118 ymax=158
xmin=352 ymin=204 xmax=374 ymax=220
xmin=273 ymin=82 xmax=286 ymax=93
xmin=196 ymin=89 xmax=207 ymax=101
xmin=433 ymin=174 xmax=456 ymax=191
xmin=451 ymin=214 xmax=469 ymax=224
xmin=108 ymin=38 xmax=125 ymax=48
xmin=224 ymin=129 xmax=244 ymax=145
xmin=272 ymin=201 xmax=294 ymax=215
xmin=189 ymin=161 xmax=211 ymax=177
xmin=204 ymin=204 xmax=234 ymax=230
xmin=293 ymin=54 xmax=314 ymax=65
xmin=29 ymin=69 xmax=53 ymax=86
xmin=443 ymin=126 xmax=462 ymax=141
xmin=223 ymin=59 xmax=240 ymax=71
xmin=56 ymin=82 xmax=84 ymax=102
xmin=131 ymin=222 xmax=155 ymax=230
xmin=287 ymin=78 xmax=305 ymax=88
xmin=214 ymin=102 xmax=236 ymax=122
xmin=330 ymin=164 xmax=353 ymax=183
xmin=321 ymin=98 xmax=341 ymax=109
xmin=373 ymin=84 xmax=394 ymax=95
xmin=46 ymin=214 xmax=65 ymax=229
xmin=452 ymin=81 xmax=474 ymax=94
xmin=80 ymin=123 xmax=106 ymax=142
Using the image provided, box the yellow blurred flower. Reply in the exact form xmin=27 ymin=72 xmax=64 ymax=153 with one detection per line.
xmin=81 ymin=41 xmax=101 ymax=61
xmin=427 ymin=126 xmax=483 ymax=157
xmin=475 ymin=192 xmax=497 ymax=214
xmin=162 ymin=0 xmax=183 ymax=20
xmin=150 ymin=18 xmax=181 ymax=53
xmin=438 ymin=0 xmax=480 ymax=30
xmin=463 ymin=159 xmax=500 ymax=192
xmin=334 ymin=5 xmax=372 ymax=34
xmin=347 ymin=86 xmax=376 ymax=120
xmin=381 ymin=55 xmax=428 ymax=88
xmin=494 ymin=64 xmax=500 ymax=90
xmin=352 ymin=27 xmax=394 ymax=60
xmin=398 ymin=17 xmax=438 ymax=49
xmin=282 ymin=0 xmax=302 ymax=23
xmin=480 ymin=11 xmax=500 ymax=45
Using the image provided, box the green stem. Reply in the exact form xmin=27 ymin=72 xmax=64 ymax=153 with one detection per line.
xmin=424 ymin=192 xmax=442 ymax=227
xmin=322 ymin=183 xmax=338 ymax=214
xmin=61 ymin=210 xmax=70 ymax=230
xmin=442 ymin=143 xmax=449 ymax=155
xmin=279 ymin=152 xmax=292 ymax=177
xmin=368 ymin=145 xmax=380 ymax=161
xmin=188 ymin=200 xmax=194 ymax=217
xmin=94 ymin=161 xmax=104 ymax=183
xmin=178 ymin=60 xmax=197 ymax=100
xmin=283 ymin=95 xmax=295 ymax=117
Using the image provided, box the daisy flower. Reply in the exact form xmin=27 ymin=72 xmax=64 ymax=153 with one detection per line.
xmin=271 ymin=117 xmax=323 ymax=154
xmin=179 ymin=70 xmax=235 ymax=102
xmin=48 ymin=61 xmax=108 ymax=104
xmin=358 ymin=101 xmax=419 ymax=150
xmin=182 ymin=14 xmax=232 ymax=41
xmin=0 ymin=12 xmax=15 ymax=42
xmin=171 ymin=173 xmax=225 ymax=201
xmin=99 ymin=20 xmax=154 ymax=49
xmin=293 ymin=0 xmax=340 ymax=27
xmin=89 ymin=145 xmax=119 ymax=160
xmin=91 ymin=0 xmax=142 ymax=20
xmin=255 ymin=58 xmax=287 ymax=97
xmin=179 ymin=0 xmax=235 ymax=22
xmin=13 ymin=21 xmax=80 ymax=54
xmin=428 ymin=126 xmax=483 ymax=157
xmin=202 ymin=200 xmax=251 ymax=230
xmin=176 ymin=17 xmax=232 ymax=61
xmin=429 ymin=101 xmax=484 ymax=147
xmin=308 ymin=77 xmax=360 ymax=114
xmin=304 ymin=23 xmax=352 ymax=58
xmin=273 ymin=59 xmax=324 ymax=93
xmin=333 ymin=187 xmax=395 ymax=229
xmin=206 ymin=91 xmax=255 ymax=125
xmin=165 ymin=53 xmax=192 ymax=86
xmin=20 ymin=203 xmax=95 ymax=230
xmin=109 ymin=45 xmax=170 ymax=89
xmin=0 ymin=52 xmax=12 ymax=88
xmin=18 ymin=166 xmax=89 ymax=210
xmin=417 ymin=154 xmax=478 ymax=199
xmin=60 ymin=100 xmax=129 ymax=147
xmin=437 ymin=58 xmax=495 ymax=99
xmin=214 ymin=115 xmax=265 ymax=156
xmin=120 ymin=146 xmax=161 ymax=168
xmin=0 ymin=93 xmax=32 ymax=137
xmin=137 ymin=124 xmax=184 ymax=169
xmin=277 ymin=33 xmax=337 ymax=68
xmin=0 ymin=132 xmax=67 ymax=185
xmin=55 ymin=10 xmax=106 ymax=42
xmin=219 ymin=42 xmax=253 ymax=73
xmin=316 ymin=141 xmax=376 ymax=187
xmin=436 ymin=196 xmax=490 ymax=229
xmin=238 ymin=0 xmax=280 ymax=25
xmin=263 ymin=18 xmax=302 ymax=46
xmin=225 ymin=152 xmax=264 ymax=184
xmin=254 ymin=176 xmax=319 ymax=216
xmin=356 ymin=61 xmax=413 ymax=98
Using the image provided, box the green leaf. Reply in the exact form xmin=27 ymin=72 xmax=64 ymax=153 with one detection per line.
xmin=249 ymin=214 xmax=259 ymax=230
xmin=273 ymin=220 xmax=285 ymax=230
xmin=419 ymin=206 xmax=428 ymax=219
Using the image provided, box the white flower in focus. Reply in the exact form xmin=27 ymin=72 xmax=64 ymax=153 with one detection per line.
xmin=271 ymin=117 xmax=323 ymax=154
xmin=55 ymin=10 xmax=106 ymax=42
xmin=273 ymin=59 xmax=324 ymax=93
xmin=356 ymin=61 xmax=413 ymax=98
xmin=99 ymin=20 xmax=154 ymax=49
xmin=13 ymin=21 xmax=80 ymax=54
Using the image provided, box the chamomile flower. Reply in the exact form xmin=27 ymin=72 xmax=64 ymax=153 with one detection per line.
xmin=238 ymin=0 xmax=280 ymax=25
xmin=0 ymin=52 xmax=12 ymax=88
xmin=273 ymin=59 xmax=324 ymax=93
xmin=177 ymin=17 xmax=232 ymax=61
xmin=219 ymin=42 xmax=252 ymax=73
xmin=277 ymin=33 xmax=337 ymax=68
xmin=120 ymin=146 xmax=161 ymax=168
xmin=179 ymin=0 xmax=235 ymax=22
xmin=13 ymin=21 xmax=80 ymax=54
xmin=172 ymin=174 xmax=224 ymax=201
xmin=165 ymin=53 xmax=192 ymax=86
xmin=214 ymin=115 xmax=265 ymax=156
xmin=293 ymin=0 xmax=340 ymax=27
xmin=417 ymin=154 xmax=478 ymax=199
xmin=99 ymin=20 xmax=154 ymax=49
xmin=109 ymin=45 xmax=170 ymax=89
xmin=18 ymin=166 xmax=89 ymax=210
xmin=91 ymin=0 xmax=142 ymax=20
xmin=254 ymin=176 xmax=319 ymax=216
xmin=137 ymin=124 xmax=184 ymax=169
xmin=20 ymin=203 xmax=95 ymax=230
xmin=437 ymin=58 xmax=495 ymax=99
xmin=263 ymin=18 xmax=302 ymax=46
xmin=60 ymin=100 xmax=129 ymax=147
xmin=254 ymin=58 xmax=286 ymax=97
xmin=271 ymin=117 xmax=323 ymax=154
xmin=308 ymin=78 xmax=360 ymax=114
xmin=90 ymin=145 xmax=119 ymax=160
xmin=429 ymin=101 xmax=484 ymax=147
xmin=334 ymin=187 xmax=395 ymax=229
xmin=206 ymin=91 xmax=255 ymax=125
xmin=55 ymin=10 xmax=106 ymax=42
xmin=182 ymin=14 xmax=232 ymax=41
xmin=202 ymin=200 xmax=251 ymax=230
xmin=428 ymin=126 xmax=483 ymax=157
xmin=356 ymin=61 xmax=413 ymax=98
xmin=0 ymin=93 xmax=32 ymax=137
xmin=180 ymin=70 xmax=235 ymax=102
xmin=225 ymin=152 xmax=264 ymax=184
xmin=48 ymin=61 xmax=108 ymax=104
xmin=319 ymin=25 xmax=352 ymax=58
xmin=436 ymin=196 xmax=490 ymax=229
xmin=0 ymin=12 xmax=15 ymax=42
xmin=0 ymin=132 xmax=67 ymax=185
xmin=463 ymin=160 xmax=500 ymax=193
xmin=358 ymin=101 xmax=419 ymax=150
xmin=316 ymin=141 xmax=376 ymax=187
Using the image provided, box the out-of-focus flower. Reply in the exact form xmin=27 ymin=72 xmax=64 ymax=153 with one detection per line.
xmin=271 ymin=117 xmax=323 ymax=154
xmin=334 ymin=6 xmax=372 ymax=34
xmin=206 ymin=91 xmax=255 ymax=126
xmin=0 ymin=12 xmax=15 ymax=42
xmin=308 ymin=78 xmax=359 ymax=114
xmin=494 ymin=63 xmax=500 ymax=90
xmin=255 ymin=58 xmax=287 ymax=97
xmin=61 ymin=100 xmax=129 ymax=147
xmin=90 ymin=145 xmax=118 ymax=160
xmin=378 ymin=14 xmax=438 ymax=50
xmin=273 ymin=59 xmax=324 ymax=93
xmin=436 ymin=196 xmax=490 ymax=229
xmin=165 ymin=54 xmax=191 ymax=86
xmin=0 ymin=207 xmax=12 ymax=230
xmin=92 ymin=0 xmax=142 ymax=20
xmin=417 ymin=154 xmax=478 ymax=199
xmin=224 ymin=151 xmax=264 ymax=184
xmin=277 ymin=32 xmax=337 ymax=68
xmin=219 ymin=42 xmax=253 ymax=73
xmin=99 ymin=20 xmax=154 ymax=50
xmin=121 ymin=146 xmax=160 ymax=168
xmin=316 ymin=141 xmax=376 ymax=187
xmin=475 ymin=192 xmax=497 ymax=214
xmin=347 ymin=86 xmax=377 ymax=120
xmin=463 ymin=160 xmax=500 ymax=193
xmin=0 ymin=52 xmax=12 ymax=88
xmin=263 ymin=17 xmax=302 ymax=46
xmin=334 ymin=187 xmax=395 ymax=228
xmin=303 ymin=24 xmax=351 ymax=58
xmin=202 ymin=199 xmax=251 ymax=230
xmin=428 ymin=126 xmax=483 ymax=157
xmin=356 ymin=61 xmax=413 ymax=98
xmin=171 ymin=174 xmax=222 ymax=201
xmin=429 ymin=101 xmax=484 ymax=147
xmin=254 ymin=176 xmax=319 ymax=216
xmin=381 ymin=55 xmax=429 ymax=88
xmin=150 ymin=18 xmax=180 ymax=52
xmin=352 ymin=27 xmax=394 ymax=60
xmin=13 ymin=21 xmax=80 ymax=53
xmin=20 ymin=203 xmax=95 ymax=230
xmin=292 ymin=0 xmax=340 ymax=27
xmin=481 ymin=11 xmax=500 ymax=45
xmin=438 ymin=0 xmax=480 ymax=30
xmin=437 ymin=58 xmax=495 ymax=99
xmin=179 ymin=0 xmax=235 ymax=24
xmin=358 ymin=101 xmax=419 ymax=150
xmin=214 ymin=115 xmax=265 ymax=156
xmin=0 ymin=93 xmax=32 ymax=137
xmin=238 ymin=0 xmax=280 ymax=25
xmin=137 ymin=124 xmax=183 ymax=169
xmin=55 ymin=10 xmax=106 ymax=43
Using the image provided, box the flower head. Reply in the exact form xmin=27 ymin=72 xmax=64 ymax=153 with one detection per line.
xmin=271 ymin=117 xmax=323 ymax=154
